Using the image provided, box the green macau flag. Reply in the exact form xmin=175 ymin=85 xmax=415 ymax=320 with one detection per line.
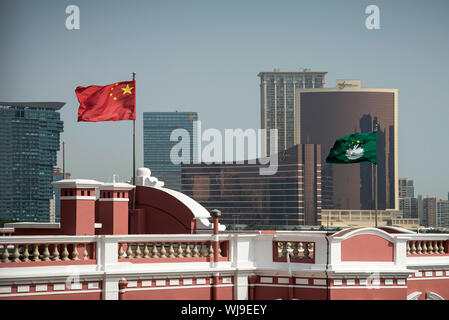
xmin=326 ymin=131 xmax=377 ymax=164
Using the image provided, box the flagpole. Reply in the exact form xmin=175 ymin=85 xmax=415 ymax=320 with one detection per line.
xmin=132 ymin=72 xmax=136 ymax=210
xmin=374 ymin=123 xmax=379 ymax=228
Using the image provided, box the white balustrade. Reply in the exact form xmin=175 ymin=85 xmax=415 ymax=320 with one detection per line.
xmin=406 ymin=240 xmax=447 ymax=256
xmin=0 ymin=237 xmax=96 ymax=264
xmin=117 ymin=241 xmax=227 ymax=260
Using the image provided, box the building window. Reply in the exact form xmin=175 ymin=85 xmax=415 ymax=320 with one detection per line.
xmin=81 ymin=190 xmax=84 ymax=196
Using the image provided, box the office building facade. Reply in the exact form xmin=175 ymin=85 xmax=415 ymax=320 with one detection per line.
xmin=0 ymin=102 xmax=64 ymax=222
xmin=143 ymin=112 xmax=197 ymax=191
xmin=295 ymin=80 xmax=398 ymax=212
xmin=423 ymin=197 xmax=437 ymax=228
xmin=181 ymin=144 xmax=322 ymax=227
xmin=437 ymin=200 xmax=449 ymax=228
xmin=321 ymin=209 xmax=420 ymax=229
xmin=258 ymin=70 xmax=327 ymax=153
xmin=399 ymin=178 xmax=415 ymax=198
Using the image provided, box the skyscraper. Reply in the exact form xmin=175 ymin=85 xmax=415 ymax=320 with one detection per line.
xmin=436 ymin=200 xmax=449 ymax=228
xmin=181 ymin=144 xmax=322 ymax=227
xmin=399 ymin=178 xmax=417 ymax=218
xmin=258 ymin=69 xmax=327 ymax=153
xmin=0 ymin=102 xmax=64 ymax=222
xmin=143 ymin=112 xmax=198 ymax=191
xmin=417 ymin=194 xmax=428 ymax=226
xmin=423 ymin=197 xmax=437 ymax=228
xmin=399 ymin=178 xmax=415 ymax=198
xmin=295 ymin=80 xmax=398 ymax=211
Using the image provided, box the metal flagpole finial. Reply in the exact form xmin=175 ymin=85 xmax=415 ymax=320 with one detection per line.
xmin=132 ymin=72 xmax=136 ymax=80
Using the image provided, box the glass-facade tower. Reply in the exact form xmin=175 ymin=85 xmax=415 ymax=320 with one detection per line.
xmin=0 ymin=102 xmax=64 ymax=222
xmin=259 ymin=70 xmax=327 ymax=153
xmin=143 ymin=112 xmax=198 ymax=191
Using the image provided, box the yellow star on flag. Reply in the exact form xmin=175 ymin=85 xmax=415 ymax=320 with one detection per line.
xmin=121 ymin=84 xmax=134 ymax=95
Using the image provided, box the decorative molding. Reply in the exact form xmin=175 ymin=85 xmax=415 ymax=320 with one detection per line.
xmin=60 ymin=196 xmax=96 ymax=200
xmin=427 ymin=292 xmax=444 ymax=300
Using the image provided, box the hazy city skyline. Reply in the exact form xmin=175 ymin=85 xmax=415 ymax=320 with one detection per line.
xmin=1 ymin=0 xmax=448 ymax=199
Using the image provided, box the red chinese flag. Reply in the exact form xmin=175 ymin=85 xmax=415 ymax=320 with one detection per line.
xmin=76 ymin=81 xmax=136 ymax=122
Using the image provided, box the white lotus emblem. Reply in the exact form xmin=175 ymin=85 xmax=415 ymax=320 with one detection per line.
xmin=346 ymin=144 xmax=364 ymax=160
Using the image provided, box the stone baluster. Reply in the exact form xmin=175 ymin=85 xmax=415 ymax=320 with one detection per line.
xmin=428 ymin=241 xmax=434 ymax=254
xmin=1 ymin=245 xmax=10 ymax=263
xmin=61 ymin=244 xmax=69 ymax=261
xmin=218 ymin=242 xmax=222 ymax=257
xmin=298 ymin=242 xmax=304 ymax=258
xmin=168 ymin=243 xmax=175 ymax=258
xmin=143 ymin=243 xmax=150 ymax=258
xmin=126 ymin=243 xmax=133 ymax=259
xmin=277 ymin=242 xmax=283 ymax=258
xmin=177 ymin=242 xmax=184 ymax=258
xmin=192 ymin=243 xmax=200 ymax=258
xmin=151 ymin=243 xmax=159 ymax=258
xmin=309 ymin=243 xmax=314 ymax=257
xmin=416 ymin=240 xmax=422 ymax=254
xmin=72 ymin=244 xmax=80 ymax=260
xmin=160 ymin=243 xmax=167 ymax=258
xmin=83 ymin=245 xmax=89 ymax=260
xmin=406 ymin=242 xmax=411 ymax=255
xmin=185 ymin=243 xmax=192 ymax=257
xmin=410 ymin=241 xmax=416 ymax=255
xmin=32 ymin=245 xmax=40 ymax=261
xmin=432 ymin=241 xmax=438 ymax=254
xmin=438 ymin=241 xmax=445 ymax=254
xmin=293 ymin=242 xmax=299 ymax=258
xmin=52 ymin=244 xmax=60 ymax=261
xmin=422 ymin=241 xmax=427 ymax=254
xmin=118 ymin=243 xmax=125 ymax=259
xmin=303 ymin=242 xmax=310 ymax=259
xmin=208 ymin=242 xmax=214 ymax=258
xmin=23 ymin=244 xmax=30 ymax=262
xmin=200 ymin=243 xmax=208 ymax=257
xmin=12 ymin=245 xmax=20 ymax=262
xmin=281 ymin=242 xmax=288 ymax=258
xmin=42 ymin=244 xmax=50 ymax=261
xmin=135 ymin=243 xmax=142 ymax=258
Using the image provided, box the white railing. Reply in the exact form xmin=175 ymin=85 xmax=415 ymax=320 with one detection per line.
xmin=407 ymin=239 xmax=448 ymax=256
xmin=0 ymin=236 xmax=97 ymax=264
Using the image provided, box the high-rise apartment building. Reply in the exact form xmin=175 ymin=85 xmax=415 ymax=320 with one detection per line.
xmin=294 ymin=80 xmax=398 ymax=211
xmin=437 ymin=200 xmax=449 ymax=228
xmin=143 ymin=112 xmax=198 ymax=191
xmin=423 ymin=197 xmax=437 ymax=228
xmin=399 ymin=178 xmax=415 ymax=198
xmin=398 ymin=178 xmax=417 ymax=218
xmin=0 ymin=102 xmax=64 ymax=222
xmin=417 ymin=194 xmax=428 ymax=226
xmin=182 ymin=144 xmax=322 ymax=227
xmin=258 ymin=69 xmax=327 ymax=153
xmin=399 ymin=197 xmax=418 ymax=219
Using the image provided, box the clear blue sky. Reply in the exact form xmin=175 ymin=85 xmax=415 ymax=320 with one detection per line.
xmin=0 ymin=0 xmax=448 ymax=199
